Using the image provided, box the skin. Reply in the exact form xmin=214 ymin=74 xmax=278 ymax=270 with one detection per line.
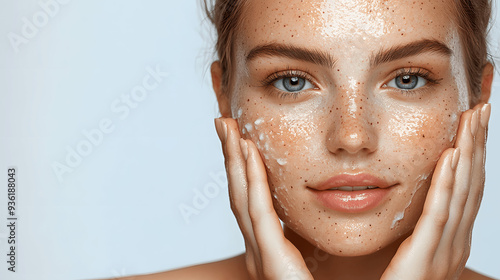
xmin=228 ymin=0 xmax=463 ymax=258
xmin=105 ymin=0 xmax=495 ymax=279
xmin=212 ymin=0 xmax=494 ymax=279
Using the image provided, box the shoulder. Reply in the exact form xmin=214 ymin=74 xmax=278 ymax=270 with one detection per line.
xmin=461 ymin=267 xmax=497 ymax=280
xmin=112 ymin=254 xmax=249 ymax=280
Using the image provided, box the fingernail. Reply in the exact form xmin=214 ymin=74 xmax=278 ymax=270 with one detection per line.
xmin=451 ymin=148 xmax=460 ymax=170
xmin=470 ymin=110 xmax=478 ymax=135
xmin=239 ymin=138 xmax=249 ymax=160
xmin=480 ymin=103 xmax=491 ymax=128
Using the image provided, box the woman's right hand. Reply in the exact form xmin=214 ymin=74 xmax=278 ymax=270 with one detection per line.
xmin=215 ymin=117 xmax=314 ymax=280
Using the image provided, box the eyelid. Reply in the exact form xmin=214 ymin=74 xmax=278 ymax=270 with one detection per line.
xmin=261 ymin=69 xmax=320 ymax=90
xmin=382 ymin=67 xmax=441 ymax=89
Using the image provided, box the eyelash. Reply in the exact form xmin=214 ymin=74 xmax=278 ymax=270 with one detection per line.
xmin=386 ymin=67 xmax=441 ymax=96
xmin=261 ymin=67 xmax=441 ymax=99
xmin=261 ymin=69 xmax=316 ymax=99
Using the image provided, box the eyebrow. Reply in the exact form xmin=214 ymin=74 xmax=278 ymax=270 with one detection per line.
xmin=246 ymin=39 xmax=452 ymax=69
xmin=246 ymin=43 xmax=337 ymax=68
xmin=370 ymin=39 xmax=452 ymax=67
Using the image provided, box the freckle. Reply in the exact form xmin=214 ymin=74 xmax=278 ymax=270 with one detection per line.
xmin=305 ymin=180 xmax=308 ymax=182
xmin=359 ymin=234 xmax=361 ymax=237
xmin=247 ymin=99 xmax=250 ymax=102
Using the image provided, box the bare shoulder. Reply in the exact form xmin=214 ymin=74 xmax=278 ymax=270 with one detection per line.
xmin=109 ymin=254 xmax=249 ymax=280
xmin=461 ymin=267 xmax=497 ymax=280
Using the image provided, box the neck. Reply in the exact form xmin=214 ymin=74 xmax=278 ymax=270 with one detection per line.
xmin=283 ymin=226 xmax=409 ymax=280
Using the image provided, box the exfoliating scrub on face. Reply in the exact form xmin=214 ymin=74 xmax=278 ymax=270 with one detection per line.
xmin=230 ymin=0 xmax=466 ymax=256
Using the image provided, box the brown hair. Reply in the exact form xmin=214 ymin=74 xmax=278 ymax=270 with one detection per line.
xmin=203 ymin=0 xmax=248 ymax=94
xmin=451 ymin=0 xmax=492 ymax=103
xmin=204 ymin=0 xmax=492 ymax=100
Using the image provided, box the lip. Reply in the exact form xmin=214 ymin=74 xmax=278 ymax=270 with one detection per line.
xmin=310 ymin=173 xmax=397 ymax=213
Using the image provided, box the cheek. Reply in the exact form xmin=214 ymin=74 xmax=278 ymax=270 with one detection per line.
xmin=386 ymin=100 xmax=461 ymax=179
xmin=238 ymin=112 xmax=319 ymax=174
xmin=236 ymin=104 xmax=325 ymax=216
xmin=385 ymin=99 xmax=461 ymax=229
xmin=236 ymin=97 xmax=325 ymax=171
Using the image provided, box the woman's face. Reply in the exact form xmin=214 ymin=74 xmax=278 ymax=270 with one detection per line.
xmin=228 ymin=0 xmax=469 ymax=256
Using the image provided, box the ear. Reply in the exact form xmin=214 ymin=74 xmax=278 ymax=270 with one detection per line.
xmin=211 ymin=61 xmax=232 ymax=117
xmin=479 ymin=62 xmax=494 ymax=104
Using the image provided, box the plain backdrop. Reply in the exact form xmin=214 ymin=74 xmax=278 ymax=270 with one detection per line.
xmin=0 ymin=1 xmax=499 ymax=279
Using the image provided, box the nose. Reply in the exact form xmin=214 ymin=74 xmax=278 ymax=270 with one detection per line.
xmin=325 ymin=91 xmax=378 ymax=155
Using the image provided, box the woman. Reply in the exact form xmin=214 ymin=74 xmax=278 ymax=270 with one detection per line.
xmin=131 ymin=0 xmax=496 ymax=279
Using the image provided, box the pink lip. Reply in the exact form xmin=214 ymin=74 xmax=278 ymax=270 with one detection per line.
xmin=310 ymin=173 xmax=396 ymax=213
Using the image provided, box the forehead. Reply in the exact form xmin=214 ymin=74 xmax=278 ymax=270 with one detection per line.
xmin=237 ymin=0 xmax=456 ymax=55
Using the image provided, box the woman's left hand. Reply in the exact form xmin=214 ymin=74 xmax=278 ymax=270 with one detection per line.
xmin=381 ymin=103 xmax=491 ymax=280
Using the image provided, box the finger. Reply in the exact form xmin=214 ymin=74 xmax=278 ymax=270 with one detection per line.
xmin=437 ymin=109 xmax=475 ymax=247
xmin=432 ymin=108 xmax=473 ymax=259
xmin=216 ymin=117 xmax=259 ymax=260
xmin=243 ymin=139 xmax=307 ymax=278
xmin=406 ymin=148 xmax=458 ymax=261
xmin=453 ymin=104 xmax=490 ymax=261
xmin=242 ymin=140 xmax=284 ymax=251
xmin=459 ymin=103 xmax=489 ymax=227
xmin=222 ymin=118 xmax=261 ymax=258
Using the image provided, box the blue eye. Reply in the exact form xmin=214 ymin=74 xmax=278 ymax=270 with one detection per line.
xmin=387 ymin=74 xmax=427 ymax=90
xmin=274 ymin=76 xmax=314 ymax=92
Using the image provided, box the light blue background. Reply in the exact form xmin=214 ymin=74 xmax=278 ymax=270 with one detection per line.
xmin=0 ymin=1 xmax=499 ymax=279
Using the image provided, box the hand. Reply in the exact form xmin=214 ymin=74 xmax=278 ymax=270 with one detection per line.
xmin=381 ymin=103 xmax=491 ymax=280
xmin=215 ymin=117 xmax=313 ymax=280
